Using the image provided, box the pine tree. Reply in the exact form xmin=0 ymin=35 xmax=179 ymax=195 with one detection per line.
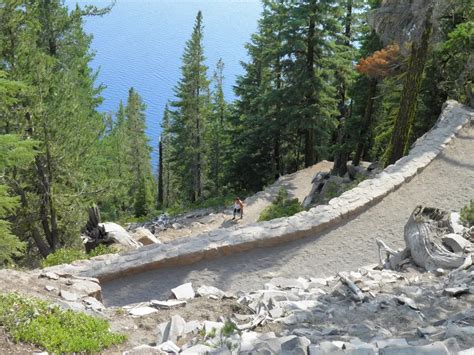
xmin=125 ymin=88 xmax=155 ymax=217
xmin=207 ymin=58 xmax=229 ymax=196
xmin=168 ymin=11 xmax=211 ymax=203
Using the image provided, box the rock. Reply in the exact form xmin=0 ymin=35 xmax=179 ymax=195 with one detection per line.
xmin=395 ymin=296 xmax=419 ymax=310
xmin=59 ymin=289 xmax=79 ymax=302
xmin=161 ymin=314 xmax=186 ymax=343
xmin=150 ymin=299 xmax=187 ymax=309
xmin=181 ymin=344 xmax=214 ymax=353
xmin=157 ymin=341 xmax=180 ymax=353
xmin=459 ymin=348 xmax=474 ymax=355
xmin=253 ymin=335 xmax=297 ymax=354
xmin=445 ymin=324 xmax=474 ymax=338
xmin=434 ymin=268 xmax=445 ymax=276
xmin=41 ymin=271 xmax=59 ymax=280
xmin=132 ymin=227 xmax=161 ymax=245
xmin=184 ymin=320 xmax=202 ymax=335
xmin=444 ymin=286 xmax=470 ymax=297
xmin=417 ymin=326 xmax=440 ymax=337
xmin=378 ymin=341 xmax=449 ymax=355
xmin=129 ymin=306 xmax=158 ymax=316
xmin=308 ymin=342 xmax=345 ymax=355
xmin=172 ymin=223 xmax=183 ymax=229
xmin=196 ymin=285 xmax=226 ymax=299
xmin=281 ymin=336 xmax=311 ymax=354
xmin=442 ymin=233 xmax=471 ymax=253
xmin=68 ymin=278 xmax=102 ymax=300
xmin=82 ymin=296 xmax=105 ymax=311
xmin=171 ymin=282 xmax=195 ymax=300
xmin=375 ymin=338 xmax=409 ymax=349
xmin=45 ymin=285 xmax=56 ymax=292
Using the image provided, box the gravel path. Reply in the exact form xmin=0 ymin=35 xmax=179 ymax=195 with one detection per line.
xmin=103 ymin=126 xmax=474 ymax=306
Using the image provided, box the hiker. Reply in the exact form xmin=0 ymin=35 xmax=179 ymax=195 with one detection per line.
xmin=233 ymin=197 xmax=244 ymax=220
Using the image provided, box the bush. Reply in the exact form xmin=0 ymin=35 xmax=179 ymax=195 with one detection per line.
xmin=258 ymin=188 xmax=303 ymax=222
xmin=460 ymin=199 xmax=474 ymax=227
xmin=41 ymin=245 xmax=118 ymax=268
xmin=0 ymin=293 xmax=126 ymax=353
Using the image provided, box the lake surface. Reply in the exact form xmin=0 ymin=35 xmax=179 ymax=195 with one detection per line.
xmin=66 ymin=0 xmax=262 ymax=164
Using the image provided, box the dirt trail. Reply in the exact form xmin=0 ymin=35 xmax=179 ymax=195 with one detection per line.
xmin=104 ymin=126 xmax=474 ymax=306
xmin=158 ymin=161 xmax=333 ymax=242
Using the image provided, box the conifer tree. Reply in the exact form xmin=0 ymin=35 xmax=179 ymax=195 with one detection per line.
xmin=169 ymin=11 xmax=210 ymax=203
xmin=125 ymin=88 xmax=155 ymax=217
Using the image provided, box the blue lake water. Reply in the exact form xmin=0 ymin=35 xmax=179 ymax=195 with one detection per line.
xmin=66 ymin=0 xmax=262 ymax=164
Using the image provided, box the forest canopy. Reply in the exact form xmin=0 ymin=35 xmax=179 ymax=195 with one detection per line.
xmin=1 ymin=0 xmax=472 ymax=265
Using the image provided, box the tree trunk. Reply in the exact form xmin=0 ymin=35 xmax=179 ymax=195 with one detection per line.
xmin=331 ymin=0 xmax=353 ymax=177
xmin=353 ymin=78 xmax=378 ymax=166
xmin=385 ymin=6 xmax=433 ymax=165
xmin=157 ymin=137 xmax=164 ymax=209
xmin=404 ymin=206 xmax=467 ymax=271
xmin=304 ymin=12 xmax=317 ymax=168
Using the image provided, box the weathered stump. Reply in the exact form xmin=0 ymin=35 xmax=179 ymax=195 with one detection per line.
xmin=404 ymin=206 xmax=467 ymax=271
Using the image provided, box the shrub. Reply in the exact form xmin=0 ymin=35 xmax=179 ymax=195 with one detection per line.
xmin=0 ymin=293 xmax=126 ymax=353
xmin=460 ymin=199 xmax=474 ymax=227
xmin=41 ymin=245 xmax=118 ymax=268
xmin=258 ymin=188 xmax=303 ymax=222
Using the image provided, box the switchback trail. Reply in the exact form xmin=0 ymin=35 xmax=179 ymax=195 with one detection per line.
xmin=103 ymin=126 xmax=474 ymax=306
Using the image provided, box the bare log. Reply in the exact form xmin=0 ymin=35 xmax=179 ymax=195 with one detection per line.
xmin=404 ymin=206 xmax=467 ymax=271
xmin=81 ymin=205 xmax=141 ymax=252
xmin=376 ymin=239 xmax=411 ymax=269
xmin=338 ymin=272 xmax=365 ymax=302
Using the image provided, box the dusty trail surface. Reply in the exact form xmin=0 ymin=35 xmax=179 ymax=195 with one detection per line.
xmin=157 ymin=161 xmax=333 ymax=242
xmin=103 ymin=127 xmax=474 ymax=306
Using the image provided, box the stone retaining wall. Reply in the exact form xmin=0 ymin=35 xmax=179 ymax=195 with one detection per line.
xmin=47 ymin=101 xmax=474 ymax=282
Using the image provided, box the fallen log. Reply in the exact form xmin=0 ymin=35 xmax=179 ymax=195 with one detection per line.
xmin=338 ymin=272 xmax=365 ymax=302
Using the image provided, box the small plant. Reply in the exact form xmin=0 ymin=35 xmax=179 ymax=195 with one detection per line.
xmin=41 ymin=245 xmax=119 ymax=268
xmin=460 ymin=199 xmax=474 ymax=227
xmin=324 ymin=181 xmax=340 ymax=200
xmin=258 ymin=188 xmax=303 ymax=222
xmin=221 ymin=320 xmax=236 ymax=337
xmin=0 ymin=293 xmax=126 ymax=353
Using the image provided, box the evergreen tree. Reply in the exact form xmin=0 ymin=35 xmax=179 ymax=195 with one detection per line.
xmin=207 ymin=58 xmax=229 ymax=196
xmin=168 ymin=11 xmax=211 ymax=203
xmin=124 ymin=88 xmax=155 ymax=217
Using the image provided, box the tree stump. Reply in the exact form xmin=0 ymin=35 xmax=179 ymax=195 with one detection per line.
xmin=404 ymin=206 xmax=467 ymax=271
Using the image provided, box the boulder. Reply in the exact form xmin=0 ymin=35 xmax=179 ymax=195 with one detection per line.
xmin=281 ymin=336 xmax=311 ymax=354
xmin=150 ymin=299 xmax=187 ymax=309
xmin=181 ymin=344 xmax=214 ymax=353
xmin=132 ymin=227 xmax=161 ymax=245
xmin=378 ymin=341 xmax=449 ymax=355
xmin=161 ymin=314 xmax=186 ymax=343
xmin=171 ymin=282 xmax=195 ymax=300
xmin=128 ymin=306 xmax=158 ymax=316
xmin=196 ymin=285 xmax=227 ymax=299
xmin=59 ymin=289 xmax=79 ymax=302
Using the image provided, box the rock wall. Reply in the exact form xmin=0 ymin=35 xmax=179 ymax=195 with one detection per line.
xmin=45 ymin=101 xmax=474 ymax=281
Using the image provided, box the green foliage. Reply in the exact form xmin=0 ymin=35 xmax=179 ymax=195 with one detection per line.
xmin=41 ymin=245 xmax=118 ymax=268
xmin=0 ymin=134 xmax=37 ymax=265
xmin=0 ymin=293 xmax=126 ymax=353
xmin=258 ymin=188 xmax=303 ymax=222
xmin=221 ymin=321 xmax=237 ymax=337
xmin=460 ymin=200 xmax=474 ymax=227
